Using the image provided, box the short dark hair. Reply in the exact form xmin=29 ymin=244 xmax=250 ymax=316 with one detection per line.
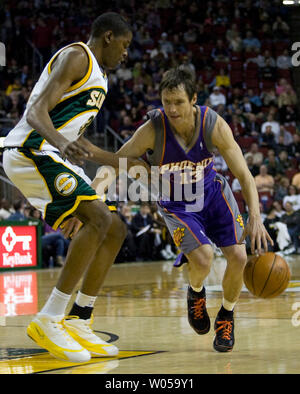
xmin=159 ymin=66 xmax=196 ymax=101
xmin=91 ymin=12 xmax=132 ymax=38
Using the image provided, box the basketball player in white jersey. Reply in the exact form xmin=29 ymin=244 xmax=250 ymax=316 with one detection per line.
xmin=3 ymin=13 xmax=139 ymax=362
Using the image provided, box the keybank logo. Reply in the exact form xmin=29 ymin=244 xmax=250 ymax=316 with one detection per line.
xmin=0 ymin=42 xmax=5 ymax=66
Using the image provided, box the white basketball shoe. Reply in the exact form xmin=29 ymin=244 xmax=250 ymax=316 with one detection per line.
xmin=63 ymin=315 xmax=119 ymax=357
xmin=27 ymin=313 xmax=91 ymax=362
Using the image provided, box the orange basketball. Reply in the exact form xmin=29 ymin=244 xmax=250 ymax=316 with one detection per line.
xmin=243 ymin=252 xmax=291 ymax=298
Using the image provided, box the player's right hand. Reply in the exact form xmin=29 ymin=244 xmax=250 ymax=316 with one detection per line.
xmin=60 ymin=217 xmax=83 ymax=239
xmin=60 ymin=140 xmax=91 ymax=165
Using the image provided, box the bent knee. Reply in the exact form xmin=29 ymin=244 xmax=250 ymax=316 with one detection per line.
xmin=224 ymin=246 xmax=247 ymax=268
xmin=187 ymin=244 xmax=214 ymax=270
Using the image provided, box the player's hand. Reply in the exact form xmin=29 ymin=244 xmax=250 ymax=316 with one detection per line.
xmin=239 ymin=215 xmax=274 ymax=255
xmin=60 ymin=140 xmax=91 ymax=165
xmin=60 ymin=217 xmax=83 ymax=239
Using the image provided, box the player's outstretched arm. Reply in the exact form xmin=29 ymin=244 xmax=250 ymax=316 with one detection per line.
xmin=211 ymin=115 xmax=273 ymax=254
xmin=90 ymin=119 xmax=155 ymax=189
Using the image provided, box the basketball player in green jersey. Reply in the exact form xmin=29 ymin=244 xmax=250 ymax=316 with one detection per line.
xmin=3 ymin=13 xmax=140 ymax=362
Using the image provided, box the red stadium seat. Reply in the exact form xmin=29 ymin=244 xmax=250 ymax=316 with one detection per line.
xmin=246 ymin=78 xmax=260 ymax=89
xmin=284 ymin=125 xmax=297 ymax=134
xmin=229 ymin=60 xmax=243 ymax=70
xmin=285 ymin=168 xmax=298 ymax=180
xmin=258 ymin=146 xmax=269 ymax=157
xmin=236 ymin=136 xmax=256 ymax=149
xmin=230 ymin=70 xmax=243 ymax=84
xmin=258 ymin=191 xmax=274 ymax=210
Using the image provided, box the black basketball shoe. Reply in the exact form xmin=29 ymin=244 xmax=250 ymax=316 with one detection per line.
xmin=187 ymin=286 xmax=210 ymax=335
xmin=213 ymin=307 xmax=234 ymax=352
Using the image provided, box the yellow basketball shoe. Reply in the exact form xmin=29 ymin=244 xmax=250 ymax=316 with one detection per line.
xmin=27 ymin=313 xmax=91 ymax=362
xmin=63 ymin=315 xmax=119 ymax=357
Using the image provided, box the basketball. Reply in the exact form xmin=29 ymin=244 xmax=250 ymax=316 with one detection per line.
xmin=243 ymin=252 xmax=291 ymax=298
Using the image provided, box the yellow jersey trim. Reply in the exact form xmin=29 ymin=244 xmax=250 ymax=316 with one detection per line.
xmin=47 ymin=42 xmax=93 ymax=93
xmin=52 ymin=194 xmax=101 ymax=230
xmin=38 ymin=109 xmax=98 ymax=150
xmin=18 ymin=149 xmax=53 ymax=219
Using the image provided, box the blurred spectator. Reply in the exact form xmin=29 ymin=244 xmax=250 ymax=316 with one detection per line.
xmin=292 ymin=167 xmax=300 ymax=190
xmin=272 ymin=16 xmax=290 ymax=39
xmin=158 ymin=32 xmax=174 ymax=56
xmin=260 ymin=125 xmax=277 ymax=150
xmin=246 ymin=143 xmax=264 ymax=166
xmin=274 ymin=176 xmax=290 ymax=202
xmin=261 ymin=114 xmax=280 ymax=141
xmin=243 ymin=30 xmax=261 ymax=50
xmin=119 ymin=115 xmax=136 ymax=141
xmin=8 ymin=200 xmax=26 ymax=221
xmin=276 ymin=49 xmax=292 ymax=70
xmin=259 ymin=58 xmax=276 ymax=82
xmin=280 ymin=201 xmax=300 ymax=253
xmin=261 ymin=89 xmax=278 ymax=107
xmin=288 ymin=134 xmax=300 ymax=159
xmin=282 ymin=185 xmax=300 ymax=212
xmin=257 ymin=50 xmax=276 ymax=68
xmin=232 ymin=178 xmax=242 ymax=192
xmin=0 ymin=199 xmax=12 ymax=220
xmin=208 ymin=86 xmax=226 ymax=109
xmin=211 ymin=39 xmax=230 ymax=62
xmin=117 ymin=204 xmax=136 ymax=262
xmin=255 ymin=164 xmax=274 ymax=194
xmin=213 ymin=149 xmax=228 ymax=172
xmin=116 ymin=63 xmax=133 ymax=81
xmin=131 ymin=203 xmax=155 ymax=261
xmin=263 ymin=149 xmax=283 ymax=176
xmin=245 ymin=153 xmax=260 ymax=177
xmin=30 ymin=208 xmax=69 ymax=268
xmin=214 ymin=68 xmax=231 ymax=88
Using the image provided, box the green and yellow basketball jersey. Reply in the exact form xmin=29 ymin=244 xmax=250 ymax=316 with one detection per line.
xmin=4 ymin=42 xmax=107 ymax=151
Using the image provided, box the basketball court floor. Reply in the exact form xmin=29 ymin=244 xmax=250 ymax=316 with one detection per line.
xmin=0 ymin=254 xmax=300 ymax=374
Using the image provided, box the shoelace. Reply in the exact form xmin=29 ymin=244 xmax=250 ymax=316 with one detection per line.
xmin=215 ymin=320 xmax=233 ymax=341
xmin=63 ymin=315 xmax=94 ymax=334
xmin=191 ymin=298 xmax=206 ymax=319
xmin=50 ymin=319 xmax=75 ymax=344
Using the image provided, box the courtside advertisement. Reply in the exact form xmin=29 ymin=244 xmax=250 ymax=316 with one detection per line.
xmin=0 ymin=226 xmax=37 ymax=269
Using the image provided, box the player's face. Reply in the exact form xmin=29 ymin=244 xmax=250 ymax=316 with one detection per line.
xmin=161 ymin=85 xmax=197 ymax=130
xmin=103 ymin=31 xmax=132 ymax=69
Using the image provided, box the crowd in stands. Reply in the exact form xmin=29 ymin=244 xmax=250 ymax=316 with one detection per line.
xmin=0 ymin=0 xmax=300 ymax=262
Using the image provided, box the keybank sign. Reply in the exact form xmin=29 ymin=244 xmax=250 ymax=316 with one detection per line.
xmin=0 ymin=42 xmax=5 ymax=66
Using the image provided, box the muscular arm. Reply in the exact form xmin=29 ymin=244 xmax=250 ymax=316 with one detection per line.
xmin=211 ymin=115 xmax=273 ymax=253
xmin=26 ymin=46 xmax=139 ymax=169
xmin=91 ymin=120 xmax=155 ymax=192
xmin=211 ymin=115 xmax=260 ymax=218
xmin=26 ymin=46 xmax=90 ymax=160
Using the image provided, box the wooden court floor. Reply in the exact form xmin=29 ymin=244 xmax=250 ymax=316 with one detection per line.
xmin=0 ymin=254 xmax=300 ymax=374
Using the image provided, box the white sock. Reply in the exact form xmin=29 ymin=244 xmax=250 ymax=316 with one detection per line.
xmin=222 ymin=298 xmax=236 ymax=312
xmin=191 ymin=285 xmax=203 ymax=293
xmin=75 ymin=291 xmax=97 ymax=308
xmin=39 ymin=287 xmax=71 ymax=317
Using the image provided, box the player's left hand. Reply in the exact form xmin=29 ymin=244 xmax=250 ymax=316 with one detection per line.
xmin=238 ymin=215 xmax=274 ymax=255
xmin=60 ymin=217 xmax=83 ymax=239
